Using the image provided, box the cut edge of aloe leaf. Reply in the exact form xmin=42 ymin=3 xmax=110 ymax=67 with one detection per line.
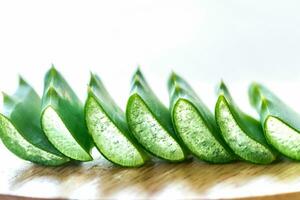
xmin=41 ymin=105 xmax=92 ymax=161
xmin=0 ymin=77 xmax=70 ymax=166
xmin=172 ymin=98 xmax=236 ymax=163
xmin=85 ymin=96 xmax=146 ymax=167
xmin=0 ymin=114 xmax=70 ymax=166
xmin=168 ymin=73 xmax=236 ymax=163
xmin=215 ymin=94 xmax=276 ymax=164
xmin=84 ymin=73 xmax=147 ymax=167
xmin=264 ymin=115 xmax=300 ymax=160
xmin=41 ymin=67 xmax=93 ymax=162
xmin=126 ymin=69 xmax=186 ymax=162
xmin=249 ymin=83 xmax=300 ymax=160
xmin=126 ymin=94 xmax=186 ymax=162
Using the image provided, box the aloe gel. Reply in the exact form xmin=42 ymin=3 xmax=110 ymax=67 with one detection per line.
xmin=0 ymin=77 xmax=69 ymax=166
xmin=41 ymin=66 xmax=93 ymax=161
xmin=249 ymin=83 xmax=300 ymax=160
xmin=215 ymin=82 xmax=277 ymax=164
xmin=126 ymin=69 xmax=187 ymax=162
xmin=168 ymin=73 xmax=236 ymax=163
xmin=85 ymin=73 xmax=147 ymax=167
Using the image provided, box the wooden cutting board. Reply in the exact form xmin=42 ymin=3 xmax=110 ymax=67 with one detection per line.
xmin=1 ymin=142 xmax=300 ymax=200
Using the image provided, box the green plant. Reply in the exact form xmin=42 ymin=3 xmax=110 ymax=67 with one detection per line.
xmin=126 ymin=69 xmax=187 ymax=162
xmin=168 ymin=73 xmax=236 ymax=163
xmin=85 ymin=73 xmax=148 ymax=167
xmin=215 ymin=82 xmax=277 ymax=164
xmin=249 ymin=83 xmax=300 ymax=160
xmin=41 ymin=67 xmax=93 ymax=161
xmin=0 ymin=77 xmax=70 ymax=166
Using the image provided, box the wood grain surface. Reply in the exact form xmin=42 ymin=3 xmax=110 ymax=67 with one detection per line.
xmin=1 ymin=143 xmax=300 ymax=199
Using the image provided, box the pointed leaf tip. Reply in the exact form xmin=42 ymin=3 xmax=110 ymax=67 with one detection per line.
xmin=168 ymin=71 xmax=177 ymax=83
xmin=89 ymin=72 xmax=103 ymax=88
xmin=89 ymin=71 xmax=95 ymax=78
xmin=18 ymin=75 xmax=28 ymax=86
xmin=249 ymin=82 xmax=258 ymax=91
xmin=2 ymin=92 xmax=14 ymax=104
xmin=170 ymin=71 xmax=182 ymax=84
xmin=250 ymin=82 xmax=262 ymax=91
xmin=219 ymin=79 xmax=226 ymax=87
xmin=49 ymin=65 xmax=58 ymax=77
xmin=216 ymin=80 xmax=228 ymax=96
xmin=219 ymin=80 xmax=228 ymax=91
xmin=89 ymin=72 xmax=97 ymax=86
xmin=132 ymin=67 xmax=148 ymax=86
xmin=134 ymin=67 xmax=143 ymax=77
xmin=136 ymin=65 xmax=141 ymax=71
xmin=2 ymin=91 xmax=9 ymax=99
xmin=170 ymin=71 xmax=177 ymax=79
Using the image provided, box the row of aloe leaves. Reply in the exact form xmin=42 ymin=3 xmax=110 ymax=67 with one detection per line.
xmin=1 ymin=67 xmax=300 ymax=167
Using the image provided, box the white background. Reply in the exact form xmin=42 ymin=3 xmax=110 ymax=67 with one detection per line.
xmin=1 ymin=0 xmax=300 ymax=114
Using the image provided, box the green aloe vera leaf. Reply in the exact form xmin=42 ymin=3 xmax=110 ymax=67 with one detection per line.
xmin=215 ymin=82 xmax=277 ymax=164
xmin=126 ymin=69 xmax=187 ymax=162
xmin=85 ymin=73 xmax=148 ymax=167
xmin=41 ymin=66 xmax=93 ymax=161
xmin=0 ymin=77 xmax=70 ymax=166
xmin=249 ymin=83 xmax=300 ymax=160
xmin=168 ymin=73 xmax=236 ymax=163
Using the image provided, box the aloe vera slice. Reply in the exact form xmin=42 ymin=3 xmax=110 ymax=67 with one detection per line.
xmin=0 ymin=77 xmax=70 ymax=166
xmin=85 ymin=73 xmax=148 ymax=167
xmin=41 ymin=67 xmax=93 ymax=161
xmin=215 ymin=82 xmax=277 ymax=164
xmin=126 ymin=69 xmax=187 ymax=162
xmin=168 ymin=73 xmax=236 ymax=163
xmin=249 ymin=83 xmax=300 ymax=160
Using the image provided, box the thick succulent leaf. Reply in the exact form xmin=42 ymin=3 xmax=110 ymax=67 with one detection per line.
xmin=87 ymin=73 xmax=129 ymax=135
xmin=0 ymin=77 xmax=69 ymax=165
xmin=218 ymin=82 xmax=270 ymax=146
xmin=249 ymin=83 xmax=300 ymax=131
xmin=126 ymin=68 xmax=187 ymax=161
xmin=215 ymin=82 xmax=277 ymax=164
xmin=249 ymin=83 xmax=300 ymax=160
xmin=85 ymin=73 xmax=147 ymax=167
xmin=41 ymin=66 xmax=93 ymax=161
xmin=129 ymin=69 xmax=175 ymax=134
xmin=168 ymin=73 xmax=236 ymax=163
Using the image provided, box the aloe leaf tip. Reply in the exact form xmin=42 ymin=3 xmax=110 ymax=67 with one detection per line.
xmin=47 ymin=65 xmax=59 ymax=78
xmin=89 ymin=72 xmax=101 ymax=87
xmin=18 ymin=75 xmax=28 ymax=86
xmin=2 ymin=92 xmax=14 ymax=105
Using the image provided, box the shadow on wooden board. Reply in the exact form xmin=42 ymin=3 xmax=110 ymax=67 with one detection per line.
xmin=2 ymin=192 xmax=300 ymax=200
xmin=4 ymin=156 xmax=300 ymax=199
